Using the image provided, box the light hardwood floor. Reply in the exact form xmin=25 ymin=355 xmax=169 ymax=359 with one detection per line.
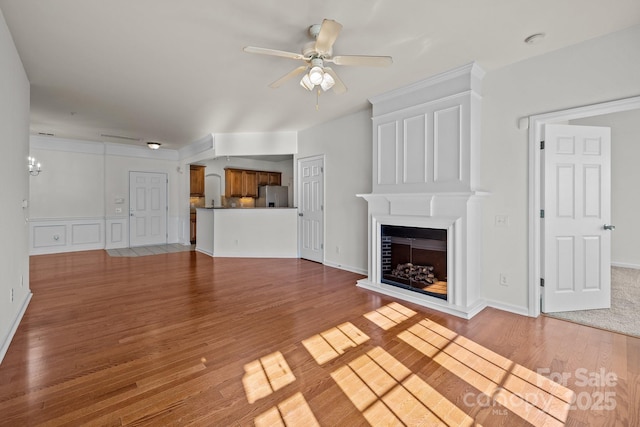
xmin=0 ymin=250 xmax=638 ymax=426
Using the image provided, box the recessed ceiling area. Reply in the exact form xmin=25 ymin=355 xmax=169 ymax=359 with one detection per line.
xmin=0 ymin=0 xmax=638 ymax=150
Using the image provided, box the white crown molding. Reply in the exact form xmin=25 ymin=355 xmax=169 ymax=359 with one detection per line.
xmin=30 ymin=134 xmax=105 ymax=155
xmin=105 ymin=142 xmax=178 ymax=161
xmin=30 ymin=134 xmax=180 ymax=160
xmin=368 ymin=61 xmax=485 ymax=109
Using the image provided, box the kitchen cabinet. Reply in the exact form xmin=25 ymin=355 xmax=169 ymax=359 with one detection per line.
xmin=225 ymin=169 xmax=258 ymax=198
xmin=190 ymin=165 xmax=205 ymax=196
xmin=268 ymin=172 xmax=281 ymax=186
xmin=254 ymin=170 xmax=283 ymax=187
xmin=190 ymin=212 xmax=197 ymax=244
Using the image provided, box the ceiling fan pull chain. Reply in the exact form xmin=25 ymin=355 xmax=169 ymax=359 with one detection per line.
xmin=316 ymin=88 xmax=320 ymax=111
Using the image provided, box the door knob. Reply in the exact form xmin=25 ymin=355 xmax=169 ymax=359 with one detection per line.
xmin=603 ymin=224 xmax=616 ymax=231
xmin=298 ymin=213 xmax=303 ymax=217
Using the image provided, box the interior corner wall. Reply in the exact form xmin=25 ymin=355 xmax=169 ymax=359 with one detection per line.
xmin=296 ymin=108 xmax=372 ymax=274
xmin=0 ymin=8 xmax=31 ymax=363
xmin=481 ymin=24 xmax=640 ymax=312
xmin=570 ymin=109 xmax=640 ymax=269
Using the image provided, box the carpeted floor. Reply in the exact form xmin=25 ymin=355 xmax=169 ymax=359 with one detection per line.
xmin=545 ymin=266 xmax=640 ymax=337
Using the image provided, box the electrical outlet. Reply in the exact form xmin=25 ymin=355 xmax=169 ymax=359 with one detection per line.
xmin=336 ymin=246 xmax=341 ymax=254
xmin=499 ymin=274 xmax=508 ymax=286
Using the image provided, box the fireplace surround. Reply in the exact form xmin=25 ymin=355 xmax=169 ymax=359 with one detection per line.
xmin=357 ymin=63 xmax=487 ymax=319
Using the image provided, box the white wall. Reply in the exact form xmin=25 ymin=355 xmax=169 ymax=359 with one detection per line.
xmin=296 ymin=109 xmax=372 ymax=274
xmin=0 ymin=8 xmax=31 ymax=363
xmin=571 ymin=109 xmax=640 ymax=269
xmin=481 ymin=25 xmax=640 ymax=311
xmin=29 ymin=143 xmax=105 ymax=219
xmin=28 ymin=136 xmax=184 ymax=251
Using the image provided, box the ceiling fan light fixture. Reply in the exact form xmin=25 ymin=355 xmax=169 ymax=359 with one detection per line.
xmin=308 ymin=66 xmax=324 ymax=85
xmin=147 ymin=142 xmax=161 ymax=150
xmin=300 ymin=73 xmax=314 ymax=91
xmin=320 ymin=72 xmax=335 ymax=91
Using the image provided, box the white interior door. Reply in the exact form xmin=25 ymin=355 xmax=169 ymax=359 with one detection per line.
xmin=298 ymin=156 xmax=324 ymax=262
xmin=129 ymin=171 xmax=168 ymax=247
xmin=542 ymin=124 xmax=612 ymax=312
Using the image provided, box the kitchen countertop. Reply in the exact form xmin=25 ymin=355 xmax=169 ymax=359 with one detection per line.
xmin=197 ymin=206 xmax=297 ymax=210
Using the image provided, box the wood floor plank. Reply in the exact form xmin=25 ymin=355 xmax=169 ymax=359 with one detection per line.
xmin=0 ymin=250 xmax=638 ymax=426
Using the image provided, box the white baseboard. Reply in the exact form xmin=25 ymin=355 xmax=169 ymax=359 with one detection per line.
xmin=0 ymin=291 xmax=32 ymax=365
xmin=611 ymin=262 xmax=640 ymax=270
xmin=323 ymin=260 xmax=367 ymax=275
xmin=485 ymin=298 xmax=531 ymax=317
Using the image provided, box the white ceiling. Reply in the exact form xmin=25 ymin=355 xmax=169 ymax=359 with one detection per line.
xmin=1 ymin=0 xmax=639 ymax=150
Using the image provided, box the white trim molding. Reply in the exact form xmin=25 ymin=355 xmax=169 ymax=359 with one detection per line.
xmin=29 ymin=217 xmax=105 ymax=255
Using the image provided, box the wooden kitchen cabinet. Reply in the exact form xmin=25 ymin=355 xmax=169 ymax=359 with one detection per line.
xmin=190 ymin=165 xmax=205 ymax=196
xmin=258 ymin=171 xmax=282 ymax=186
xmin=225 ymin=168 xmax=258 ymax=198
xmin=268 ymin=172 xmax=281 ymax=186
xmin=257 ymin=171 xmax=269 ymax=186
xmin=190 ymin=212 xmax=196 ymax=244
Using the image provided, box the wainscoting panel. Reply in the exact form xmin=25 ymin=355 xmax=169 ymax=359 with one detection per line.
xmin=30 ymin=218 xmax=105 ymax=255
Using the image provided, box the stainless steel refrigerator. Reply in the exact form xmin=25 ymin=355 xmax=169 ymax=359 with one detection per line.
xmin=256 ymin=185 xmax=289 ymax=207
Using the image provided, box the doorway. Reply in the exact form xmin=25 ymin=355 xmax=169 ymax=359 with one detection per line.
xmin=297 ymin=155 xmax=324 ymax=263
xmin=528 ymin=96 xmax=640 ymax=316
xmin=129 ymin=171 xmax=168 ymax=247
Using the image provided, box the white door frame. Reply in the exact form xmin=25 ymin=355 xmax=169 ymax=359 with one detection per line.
xmin=297 ymin=154 xmax=325 ymax=262
xmin=527 ymin=95 xmax=640 ymax=316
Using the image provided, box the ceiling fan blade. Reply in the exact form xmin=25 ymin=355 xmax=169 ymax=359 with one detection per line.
xmin=269 ymin=66 xmax=308 ymax=88
xmin=323 ymin=67 xmax=347 ymax=94
xmin=329 ymin=55 xmax=393 ymax=67
xmin=243 ymin=46 xmax=305 ymax=61
xmin=315 ymin=19 xmax=342 ymax=55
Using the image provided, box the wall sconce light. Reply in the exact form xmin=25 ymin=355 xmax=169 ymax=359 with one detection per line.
xmin=147 ymin=142 xmax=161 ymax=150
xmin=28 ymin=156 xmax=42 ymax=176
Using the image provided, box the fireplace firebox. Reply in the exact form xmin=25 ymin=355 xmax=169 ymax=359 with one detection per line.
xmin=381 ymin=225 xmax=447 ymax=300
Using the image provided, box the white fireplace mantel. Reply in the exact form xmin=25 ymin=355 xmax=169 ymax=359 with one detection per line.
xmin=359 ymin=63 xmax=487 ymax=319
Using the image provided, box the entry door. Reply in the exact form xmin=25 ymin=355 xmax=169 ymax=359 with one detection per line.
xmin=129 ymin=171 xmax=168 ymax=247
xmin=298 ymin=156 xmax=324 ymax=262
xmin=543 ymin=124 xmax=612 ymax=312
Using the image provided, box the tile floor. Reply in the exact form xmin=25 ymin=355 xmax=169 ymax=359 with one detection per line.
xmin=106 ymin=244 xmax=194 ymax=257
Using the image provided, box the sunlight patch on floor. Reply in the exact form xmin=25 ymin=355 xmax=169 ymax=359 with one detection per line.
xmin=242 ymin=351 xmax=296 ymax=404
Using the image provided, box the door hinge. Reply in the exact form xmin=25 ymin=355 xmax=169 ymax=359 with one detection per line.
xmin=321 ymin=167 xmax=324 ymax=173
xmin=321 ymin=205 xmax=324 ymax=211
xmin=540 ymin=140 xmax=545 ymax=150
xmin=540 ymin=209 xmax=545 ymax=219
xmin=321 ymin=243 xmax=324 ymax=249
xmin=540 ymin=278 xmax=545 ymax=287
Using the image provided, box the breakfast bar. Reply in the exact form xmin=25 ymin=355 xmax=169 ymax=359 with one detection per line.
xmin=195 ymin=207 xmax=298 ymax=258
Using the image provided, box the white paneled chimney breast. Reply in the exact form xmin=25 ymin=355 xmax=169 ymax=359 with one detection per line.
xmin=358 ymin=63 xmax=487 ymax=319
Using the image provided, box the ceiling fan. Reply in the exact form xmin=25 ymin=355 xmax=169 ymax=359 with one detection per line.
xmin=243 ymin=19 xmax=392 ymax=94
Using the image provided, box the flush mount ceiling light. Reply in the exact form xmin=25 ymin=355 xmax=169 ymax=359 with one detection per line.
xmin=524 ymin=33 xmax=546 ymax=44
xmin=147 ymin=142 xmax=161 ymax=150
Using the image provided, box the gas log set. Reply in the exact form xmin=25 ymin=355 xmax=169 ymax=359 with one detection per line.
xmin=390 ymin=263 xmax=439 ymax=287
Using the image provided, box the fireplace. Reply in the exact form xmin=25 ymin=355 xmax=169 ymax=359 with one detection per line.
xmin=356 ymin=63 xmax=486 ymax=319
xmin=381 ymin=225 xmax=447 ymax=300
